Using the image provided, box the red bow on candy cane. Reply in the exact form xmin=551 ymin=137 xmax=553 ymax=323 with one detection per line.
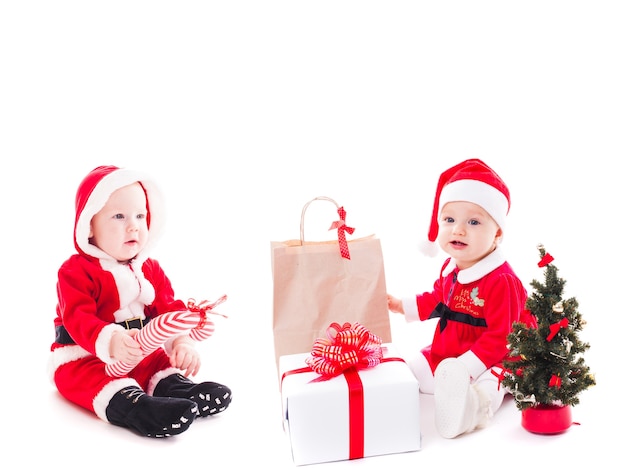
xmin=187 ymin=295 xmax=228 ymax=328
xmin=305 ymin=322 xmax=383 ymax=380
xmin=546 ymin=317 xmax=569 ymax=341
xmin=328 ymin=206 xmax=355 ymax=260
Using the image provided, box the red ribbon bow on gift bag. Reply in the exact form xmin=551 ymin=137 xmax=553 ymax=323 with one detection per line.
xmin=305 ymin=322 xmax=383 ymax=381
xmin=328 ymin=207 xmax=355 ymax=260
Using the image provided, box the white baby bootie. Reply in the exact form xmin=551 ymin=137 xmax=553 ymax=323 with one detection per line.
xmin=434 ymin=358 xmax=491 ymax=438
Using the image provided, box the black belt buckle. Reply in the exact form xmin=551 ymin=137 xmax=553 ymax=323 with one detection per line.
xmin=122 ymin=317 xmax=145 ymax=330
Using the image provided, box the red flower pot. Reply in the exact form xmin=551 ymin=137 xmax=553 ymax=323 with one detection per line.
xmin=521 ymin=404 xmax=572 ymax=434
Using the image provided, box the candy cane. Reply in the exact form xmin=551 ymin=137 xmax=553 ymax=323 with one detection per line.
xmin=105 ymin=296 xmax=227 ymax=377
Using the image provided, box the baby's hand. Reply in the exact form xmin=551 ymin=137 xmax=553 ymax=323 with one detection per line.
xmin=387 ymin=294 xmax=404 ymax=314
xmin=110 ymin=330 xmax=144 ymax=364
xmin=170 ymin=337 xmax=201 ymax=377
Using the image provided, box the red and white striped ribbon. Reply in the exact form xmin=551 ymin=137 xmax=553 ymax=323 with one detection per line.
xmin=305 ymin=322 xmax=383 ymax=380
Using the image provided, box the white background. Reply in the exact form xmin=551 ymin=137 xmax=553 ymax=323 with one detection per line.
xmin=1 ymin=1 xmax=622 ymax=468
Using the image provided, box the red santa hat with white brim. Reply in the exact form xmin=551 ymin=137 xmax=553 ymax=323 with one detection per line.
xmin=420 ymin=158 xmax=510 ymax=257
xmin=73 ymin=165 xmax=165 ymax=260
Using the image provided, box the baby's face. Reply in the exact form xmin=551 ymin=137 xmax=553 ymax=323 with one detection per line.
xmin=437 ymin=201 xmax=502 ymax=269
xmin=89 ymin=182 xmax=149 ymax=262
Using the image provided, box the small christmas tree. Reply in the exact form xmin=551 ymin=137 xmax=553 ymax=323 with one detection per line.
xmin=502 ymin=245 xmax=596 ymax=418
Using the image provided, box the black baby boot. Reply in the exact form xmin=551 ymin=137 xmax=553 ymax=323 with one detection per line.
xmin=106 ymin=386 xmax=198 ymax=438
xmin=153 ymin=373 xmax=232 ymax=417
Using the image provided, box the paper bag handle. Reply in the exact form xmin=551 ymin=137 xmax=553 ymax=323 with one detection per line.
xmin=299 ymin=196 xmax=340 ymax=243
xmin=300 ymin=196 xmax=354 ymax=259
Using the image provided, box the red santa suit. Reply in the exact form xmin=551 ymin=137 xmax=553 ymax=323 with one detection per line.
xmin=49 ymin=166 xmax=196 ymax=423
xmin=403 ymin=247 xmax=537 ymax=381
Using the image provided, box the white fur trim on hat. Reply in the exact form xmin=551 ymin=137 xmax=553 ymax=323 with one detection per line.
xmin=438 ymin=179 xmax=509 ymax=232
xmin=76 ymin=168 xmax=165 ymax=260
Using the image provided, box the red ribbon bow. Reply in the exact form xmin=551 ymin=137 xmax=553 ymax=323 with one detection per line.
xmin=547 ymin=317 xmax=569 ymax=341
xmin=491 ymin=368 xmax=510 ymax=390
xmin=328 ymin=206 xmax=355 ymax=259
xmin=538 ymin=252 xmax=554 ymax=267
xmin=305 ymin=322 xmax=383 ymax=380
xmin=187 ymin=295 xmax=228 ymax=328
xmin=549 ymin=374 xmax=562 ymax=388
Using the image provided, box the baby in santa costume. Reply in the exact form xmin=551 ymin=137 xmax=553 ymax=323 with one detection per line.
xmin=387 ymin=158 xmax=537 ymax=439
xmin=49 ymin=165 xmax=232 ymax=437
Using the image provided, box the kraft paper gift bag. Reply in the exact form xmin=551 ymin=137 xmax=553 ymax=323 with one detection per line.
xmin=271 ymin=196 xmax=392 ymax=373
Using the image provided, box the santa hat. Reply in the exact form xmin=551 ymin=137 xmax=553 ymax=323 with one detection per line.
xmin=420 ymin=158 xmax=510 ymax=256
xmin=73 ymin=165 xmax=165 ymax=260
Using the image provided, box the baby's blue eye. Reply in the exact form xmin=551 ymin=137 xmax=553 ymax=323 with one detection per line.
xmin=114 ymin=214 xmax=124 ymax=220
xmin=444 ymin=217 xmax=454 ymax=223
xmin=137 ymin=214 xmax=146 ymax=220
xmin=469 ymin=219 xmax=480 ymax=226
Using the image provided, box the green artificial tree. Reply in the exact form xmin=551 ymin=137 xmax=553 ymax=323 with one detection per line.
xmin=502 ymin=244 xmax=596 ymax=432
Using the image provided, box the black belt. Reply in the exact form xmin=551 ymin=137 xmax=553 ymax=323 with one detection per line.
xmin=429 ymin=303 xmax=487 ymax=333
xmin=54 ymin=317 xmax=150 ymax=345
xmin=119 ymin=317 xmax=149 ymax=330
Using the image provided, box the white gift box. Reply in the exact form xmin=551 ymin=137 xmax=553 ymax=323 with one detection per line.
xmin=279 ymin=344 xmax=421 ymax=466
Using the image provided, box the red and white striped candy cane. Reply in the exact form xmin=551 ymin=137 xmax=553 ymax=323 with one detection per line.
xmin=105 ymin=295 xmax=227 ymax=377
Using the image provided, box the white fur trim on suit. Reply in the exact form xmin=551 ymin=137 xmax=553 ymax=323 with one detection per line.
xmin=47 ymin=345 xmax=92 ymax=382
xmin=457 ymin=350 xmax=488 ymax=380
xmin=99 ymin=258 xmax=156 ymax=322
xmin=147 ymin=367 xmax=180 ymax=395
xmin=441 ymin=246 xmax=506 ymax=284
xmin=402 ymin=296 xmax=420 ymax=323
xmin=93 ymin=378 xmax=141 ymax=422
xmin=95 ymin=323 xmax=126 ymax=364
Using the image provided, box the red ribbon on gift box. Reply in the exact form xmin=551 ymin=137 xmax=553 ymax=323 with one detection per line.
xmin=281 ymin=323 xmax=404 ymax=461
